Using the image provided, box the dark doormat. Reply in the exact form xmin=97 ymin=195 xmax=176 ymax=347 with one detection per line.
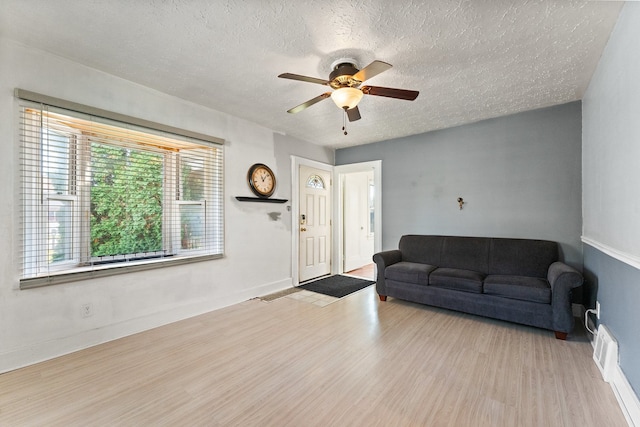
xmin=298 ymin=275 xmax=374 ymax=298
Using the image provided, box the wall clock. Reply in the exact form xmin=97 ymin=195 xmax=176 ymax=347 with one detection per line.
xmin=247 ymin=163 xmax=276 ymax=198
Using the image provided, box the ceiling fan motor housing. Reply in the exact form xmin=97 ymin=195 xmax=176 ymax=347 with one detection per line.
xmin=329 ymin=62 xmax=361 ymax=89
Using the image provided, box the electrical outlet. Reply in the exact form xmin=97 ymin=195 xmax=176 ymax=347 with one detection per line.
xmin=596 ymin=301 xmax=601 ymax=320
xmin=80 ymin=303 xmax=93 ymax=318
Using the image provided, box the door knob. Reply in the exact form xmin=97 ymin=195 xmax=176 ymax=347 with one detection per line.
xmin=301 ymin=227 xmax=307 ymax=232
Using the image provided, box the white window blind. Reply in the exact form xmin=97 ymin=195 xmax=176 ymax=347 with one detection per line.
xmin=18 ymin=94 xmax=224 ymax=288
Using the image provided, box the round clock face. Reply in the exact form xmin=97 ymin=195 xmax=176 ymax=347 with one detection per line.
xmin=248 ymin=163 xmax=276 ymax=198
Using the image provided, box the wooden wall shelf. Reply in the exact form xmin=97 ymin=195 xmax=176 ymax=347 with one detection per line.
xmin=235 ymin=196 xmax=288 ymax=203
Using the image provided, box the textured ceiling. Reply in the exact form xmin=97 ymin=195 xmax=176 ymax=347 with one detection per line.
xmin=0 ymin=0 xmax=623 ymax=149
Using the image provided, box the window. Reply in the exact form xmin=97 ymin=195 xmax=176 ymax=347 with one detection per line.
xmin=18 ymin=92 xmax=224 ymax=288
xmin=306 ymin=174 xmax=325 ymax=189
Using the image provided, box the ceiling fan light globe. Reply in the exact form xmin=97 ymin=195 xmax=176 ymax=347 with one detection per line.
xmin=330 ymin=87 xmax=363 ymax=110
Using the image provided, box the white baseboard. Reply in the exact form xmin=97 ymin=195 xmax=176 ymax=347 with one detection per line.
xmin=611 ymin=364 xmax=640 ymax=427
xmin=591 ymin=324 xmax=640 ymax=426
xmin=0 ymin=278 xmax=292 ymax=374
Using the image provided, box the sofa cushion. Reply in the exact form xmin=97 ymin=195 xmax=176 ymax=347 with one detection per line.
xmin=439 ymin=237 xmax=490 ymax=274
xmin=484 ymin=275 xmax=551 ymax=304
xmin=429 ymin=268 xmax=484 ymax=293
xmin=385 ymin=262 xmax=436 ymax=285
xmin=398 ymin=235 xmax=444 ymax=265
xmin=488 ymin=238 xmax=558 ymax=278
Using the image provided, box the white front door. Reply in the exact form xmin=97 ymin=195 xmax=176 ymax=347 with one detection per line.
xmin=299 ymin=165 xmax=331 ymax=282
xmin=343 ymin=171 xmax=375 ymax=272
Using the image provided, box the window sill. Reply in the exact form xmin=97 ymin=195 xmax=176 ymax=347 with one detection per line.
xmin=20 ymin=253 xmax=223 ymax=289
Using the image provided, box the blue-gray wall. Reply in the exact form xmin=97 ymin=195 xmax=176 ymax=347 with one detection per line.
xmin=582 ymin=2 xmax=640 ymax=397
xmin=583 ymin=246 xmax=640 ymax=393
xmin=336 ymin=102 xmax=583 ymax=269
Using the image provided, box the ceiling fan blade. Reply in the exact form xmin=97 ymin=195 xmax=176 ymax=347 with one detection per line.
xmin=353 ymin=60 xmax=392 ymax=82
xmin=278 ymin=73 xmax=330 ymax=86
xmin=361 ymin=85 xmax=419 ymax=101
xmin=346 ymin=106 xmax=361 ymax=122
xmin=286 ymin=92 xmax=331 ymax=114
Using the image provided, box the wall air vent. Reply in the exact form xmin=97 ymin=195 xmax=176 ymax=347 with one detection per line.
xmin=593 ymin=325 xmax=618 ymax=383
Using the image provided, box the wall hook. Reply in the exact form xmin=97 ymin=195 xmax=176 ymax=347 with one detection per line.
xmin=457 ymin=197 xmax=465 ymax=210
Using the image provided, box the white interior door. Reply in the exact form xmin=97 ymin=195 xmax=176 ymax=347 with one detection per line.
xmin=299 ymin=165 xmax=332 ymax=282
xmin=343 ymin=171 xmax=375 ymax=272
xmin=334 ymin=161 xmax=382 ymax=277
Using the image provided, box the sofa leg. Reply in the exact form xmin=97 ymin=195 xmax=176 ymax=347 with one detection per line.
xmin=378 ymin=295 xmax=387 ymax=301
xmin=554 ymin=331 xmax=568 ymax=340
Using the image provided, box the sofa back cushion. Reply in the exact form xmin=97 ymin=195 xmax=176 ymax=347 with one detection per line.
xmin=488 ymin=238 xmax=558 ymax=278
xmin=439 ymin=236 xmax=490 ymax=273
xmin=398 ymin=235 xmax=559 ymax=278
xmin=398 ymin=235 xmax=444 ymax=265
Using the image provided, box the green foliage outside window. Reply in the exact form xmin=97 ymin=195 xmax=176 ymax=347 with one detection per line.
xmin=90 ymin=143 xmax=163 ymax=257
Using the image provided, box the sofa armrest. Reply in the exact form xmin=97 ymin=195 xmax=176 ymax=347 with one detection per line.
xmin=373 ymin=250 xmax=403 ymax=297
xmin=547 ymin=261 xmax=584 ymax=332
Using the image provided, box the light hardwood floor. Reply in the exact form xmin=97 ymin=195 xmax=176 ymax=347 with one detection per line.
xmin=345 ymin=263 xmax=376 ymax=280
xmin=0 ymin=286 xmax=626 ymax=426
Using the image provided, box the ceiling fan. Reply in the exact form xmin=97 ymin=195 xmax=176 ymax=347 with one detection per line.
xmin=278 ymin=59 xmax=419 ymax=129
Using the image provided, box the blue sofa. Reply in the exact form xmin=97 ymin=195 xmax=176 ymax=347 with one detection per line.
xmin=373 ymin=235 xmax=583 ymax=339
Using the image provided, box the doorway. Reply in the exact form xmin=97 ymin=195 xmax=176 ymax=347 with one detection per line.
xmin=335 ymin=160 xmax=382 ymax=276
xmin=291 ymin=158 xmax=381 ymax=286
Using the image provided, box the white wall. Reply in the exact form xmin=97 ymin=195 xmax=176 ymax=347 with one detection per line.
xmin=582 ymin=2 xmax=640 ymax=263
xmin=0 ymin=37 xmax=332 ymax=373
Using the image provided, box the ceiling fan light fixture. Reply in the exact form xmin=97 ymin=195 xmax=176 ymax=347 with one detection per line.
xmin=330 ymin=87 xmax=363 ymax=110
